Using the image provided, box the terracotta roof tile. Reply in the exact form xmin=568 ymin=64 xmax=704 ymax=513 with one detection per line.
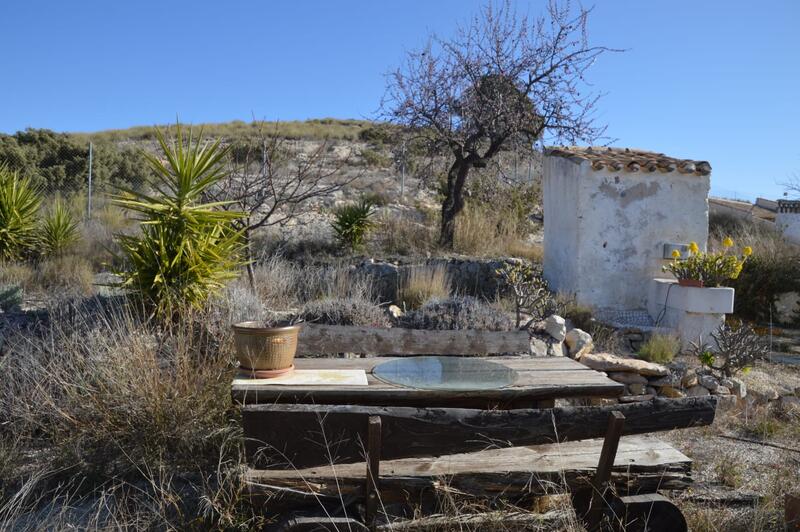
xmin=545 ymin=146 xmax=711 ymax=176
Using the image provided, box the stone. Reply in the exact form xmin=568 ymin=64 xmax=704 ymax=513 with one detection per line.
xmin=716 ymin=394 xmax=739 ymax=412
xmin=713 ymin=386 xmax=731 ymax=395
xmin=686 ymin=385 xmax=710 ymax=397
xmin=659 ymin=386 xmax=686 ymax=398
xmin=529 ymin=335 xmax=550 ymax=357
xmin=387 ymin=305 xmax=404 ymax=319
xmin=648 ymin=374 xmax=680 ymax=387
xmin=646 ymin=386 xmax=658 ymax=396
xmin=699 ymin=375 xmax=719 ymax=392
xmin=729 ymin=378 xmax=747 ymax=398
xmin=779 ymin=395 xmax=800 ymax=412
xmin=774 ymin=292 xmax=800 ymax=325
xmin=579 ymin=353 xmax=669 ymax=376
xmin=544 ymin=315 xmax=567 ymax=342
xmin=750 ymin=388 xmax=779 ymax=404
xmin=565 ymin=328 xmax=594 ymax=358
xmin=627 ymin=383 xmax=647 ymax=395
xmin=795 ymin=386 xmax=800 ymax=398
xmin=682 ymin=371 xmax=699 ymax=388
xmin=607 ymin=372 xmax=648 ymax=385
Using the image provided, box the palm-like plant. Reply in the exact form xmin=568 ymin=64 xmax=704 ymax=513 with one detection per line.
xmin=111 ymin=124 xmax=245 ymax=318
xmin=0 ymin=164 xmax=41 ymax=261
xmin=331 ymin=199 xmax=376 ymax=250
xmin=40 ymin=197 xmax=82 ymax=257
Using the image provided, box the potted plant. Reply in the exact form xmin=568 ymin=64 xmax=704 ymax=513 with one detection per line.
xmin=232 ymin=318 xmax=302 ymax=378
xmin=664 ymin=238 xmax=752 ymax=287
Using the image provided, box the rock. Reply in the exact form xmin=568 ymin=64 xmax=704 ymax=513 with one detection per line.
xmin=619 ymin=394 xmax=655 ymax=403
xmin=648 ymin=375 xmax=680 ymax=387
xmin=659 ymin=386 xmax=686 ymax=398
xmin=544 ymin=315 xmax=567 ymax=342
xmin=607 ymin=372 xmax=648 ymax=385
xmin=686 ymin=385 xmax=710 ymax=397
xmin=795 ymin=386 xmax=800 ymax=398
xmin=529 ymin=335 xmax=550 ymax=357
xmin=646 ymin=386 xmax=658 ymax=396
xmin=387 ymin=305 xmax=404 ymax=319
xmin=729 ymin=378 xmax=747 ymax=398
xmin=699 ymin=375 xmax=719 ymax=392
xmin=774 ymin=291 xmax=800 ymax=325
xmin=579 ymin=353 xmax=669 ymax=376
xmin=779 ymin=395 xmax=800 ymax=412
xmin=627 ymin=383 xmax=647 ymax=395
xmin=682 ymin=371 xmax=699 ymax=388
xmin=565 ymin=328 xmax=593 ymax=358
xmin=713 ymin=386 xmax=731 ymax=395
xmin=750 ymin=388 xmax=779 ymax=404
xmin=716 ymin=394 xmax=739 ymax=411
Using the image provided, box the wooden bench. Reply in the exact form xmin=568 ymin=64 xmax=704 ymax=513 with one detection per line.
xmin=233 ymin=325 xmax=717 ymax=531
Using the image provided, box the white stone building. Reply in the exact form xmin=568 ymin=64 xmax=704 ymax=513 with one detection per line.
xmin=543 ymin=147 xmax=712 ymax=312
xmin=776 ymin=200 xmax=800 ymax=245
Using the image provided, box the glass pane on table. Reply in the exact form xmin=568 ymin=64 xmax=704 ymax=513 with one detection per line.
xmin=373 ymin=356 xmax=518 ymax=391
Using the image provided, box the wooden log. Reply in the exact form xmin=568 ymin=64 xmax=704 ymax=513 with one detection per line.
xmin=297 ymin=324 xmax=530 ymax=356
xmin=365 ymin=416 xmax=381 ymax=531
xmin=242 ymin=397 xmax=716 ymax=468
xmin=375 ymin=510 xmax=572 ymax=531
xmin=246 ymin=436 xmax=692 ymax=509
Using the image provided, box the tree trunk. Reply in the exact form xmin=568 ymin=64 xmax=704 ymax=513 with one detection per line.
xmin=439 ymin=159 xmax=471 ymax=248
xmin=244 ymin=226 xmax=256 ymax=290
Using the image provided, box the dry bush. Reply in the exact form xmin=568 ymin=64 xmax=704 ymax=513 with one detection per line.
xmin=0 ymin=297 xmax=259 ymax=529
xmin=399 ymin=263 xmax=453 ymax=310
xmin=372 ymin=210 xmax=438 ymax=256
xmin=454 ymin=204 xmax=540 ymax=260
xmin=0 ymin=261 xmax=34 ymax=288
xmin=300 ymin=298 xmax=389 ymax=327
xmin=399 ymin=296 xmax=513 ymax=331
xmin=34 ymin=255 xmax=95 ymax=296
xmin=252 ymin=254 xmax=302 ymax=309
xmin=638 ymin=333 xmax=680 ymax=364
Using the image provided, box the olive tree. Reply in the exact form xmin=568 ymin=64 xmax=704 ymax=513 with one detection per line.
xmin=383 ymin=0 xmax=612 ymax=247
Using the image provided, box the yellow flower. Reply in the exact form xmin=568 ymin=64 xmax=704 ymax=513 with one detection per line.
xmin=742 ymin=366 xmax=752 ymax=375
xmin=743 ymin=246 xmax=753 ymax=257
xmin=722 ymin=237 xmax=734 ymax=248
xmin=689 ymin=241 xmax=699 ymax=254
xmin=671 ymin=249 xmax=681 ymax=259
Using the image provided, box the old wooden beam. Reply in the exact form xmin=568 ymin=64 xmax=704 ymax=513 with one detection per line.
xmin=297 ymin=324 xmax=530 ymax=356
xmin=365 ymin=416 xmax=381 ymax=531
xmin=242 ymin=397 xmax=716 ymax=468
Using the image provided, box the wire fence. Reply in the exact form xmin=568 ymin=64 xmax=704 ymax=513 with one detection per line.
xmin=1 ymin=138 xmax=151 ymax=219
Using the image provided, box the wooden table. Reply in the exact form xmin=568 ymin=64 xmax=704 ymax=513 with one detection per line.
xmin=232 ymin=355 xmax=624 ymax=409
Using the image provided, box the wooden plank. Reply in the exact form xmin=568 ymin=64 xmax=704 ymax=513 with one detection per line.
xmin=585 ymin=411 xmax=626 ymax=528
xmin=245 ymin=436 xmax=692 ymax=505
xmin=241 ymin=397 xmax=716 ymax=468
xmin=365 ymin=416 xmax=381 ymax=531
xmin=297 ymin=324 xmax=530 ymax=356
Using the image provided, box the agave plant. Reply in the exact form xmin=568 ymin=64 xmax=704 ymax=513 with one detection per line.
xmin=111 ymin=124 xmax=245 ymax=318
xmin=0 ymin=164 xmax=41 ymax=261
xmin=40 ymin=197 xmax=82 ymax=257
xmin=331 ymin=199 xmax=375 ymax=250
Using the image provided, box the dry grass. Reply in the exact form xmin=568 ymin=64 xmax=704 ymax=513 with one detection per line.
xmin=398 ymin=263 xmax=453 ymax=310
xmin=638 ymin=333 xmax=680 ymax=364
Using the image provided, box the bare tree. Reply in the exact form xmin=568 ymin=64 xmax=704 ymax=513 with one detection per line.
xmin=383 ymin=0 xmax=613 ymax=248
xmin=207 ymin=122 xmax=358 ymax=286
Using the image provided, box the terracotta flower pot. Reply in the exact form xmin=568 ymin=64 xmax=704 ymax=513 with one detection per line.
xmin=232 ymin=322 xmax=301 ymax=378
xmin=677 ymin=278 xmax=704 ymax=288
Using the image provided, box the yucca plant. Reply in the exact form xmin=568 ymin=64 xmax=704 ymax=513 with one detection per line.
xmin=40 ymin=197 xmax=82 ymax=257
xmin=111 ymin=124 xmax=245 ymax=319
xmin=0 ymin=164 xmax=41 ymax=260
xmin=331 ymin=199 xmax=375 ymax=250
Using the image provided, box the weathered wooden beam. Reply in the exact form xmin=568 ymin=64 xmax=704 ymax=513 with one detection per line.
xmin=242 ymin=397 xmax=716 ymax=468
xmin=245 ymin=436 xmax=692 ymax=509
xmin=297 ymin=324 xmax=530 ymax=356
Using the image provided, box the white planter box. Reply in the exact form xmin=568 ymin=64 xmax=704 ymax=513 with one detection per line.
xmin=647 ymin=278 xmax=735 ymax=350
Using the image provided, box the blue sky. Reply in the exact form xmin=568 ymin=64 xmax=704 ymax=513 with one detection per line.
xmin=1 ymin=0 xmax=798 ymax=200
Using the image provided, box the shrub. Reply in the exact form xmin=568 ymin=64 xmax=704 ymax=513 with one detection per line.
xmin=495 ymin=260 xmax=551 ymax=328
xmin=638 ymin=333 xmax=680 ymax=364
xmin=689 ymin=321 xmax=769 ymax=378
xmin=111 ymin=125 xmax=244 ymax=318
xmin=331 ymin=199 xmax=375 ymax=250
xmin=0 ymin=164 xmax=41 ymax=261
xmin=0 ymin=284 xmax=22 ymax=312
xmin=731 ymin=253 xmax=800 ymax=324
xmin=35 ymin=255 xmax=95 ymax=296
xmin=300 ymin=297 xmax=389 ymax=327
xmin=40 ymin=197 xmax=82 ymax=257
xmin=372 ymin=210 xmax=438 ymax=257
xmin=359 ymin=147 xmax=392 ymax=168
xmin=399 ymin=296 xmax=513 ymax=331
xmin=251 ymin=255 xmax=301 ymax=310
xmin=398 ymin=263 xmax=452 ymax=310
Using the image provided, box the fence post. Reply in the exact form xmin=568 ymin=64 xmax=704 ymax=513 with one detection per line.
xmin=87 ymin=141 xmax=93 ymax=219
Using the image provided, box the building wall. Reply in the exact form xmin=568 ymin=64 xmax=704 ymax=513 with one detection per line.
xmin=543 ymin=157 xmax=710 ymax=310
xmin=542 ymin=156 xmax=581 ymax=298
xmin=776 ymin=212 xmax=800 ymax=245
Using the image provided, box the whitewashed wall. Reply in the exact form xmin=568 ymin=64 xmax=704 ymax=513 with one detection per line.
xmin=543 ymin=156 xmax=710 ymax=310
